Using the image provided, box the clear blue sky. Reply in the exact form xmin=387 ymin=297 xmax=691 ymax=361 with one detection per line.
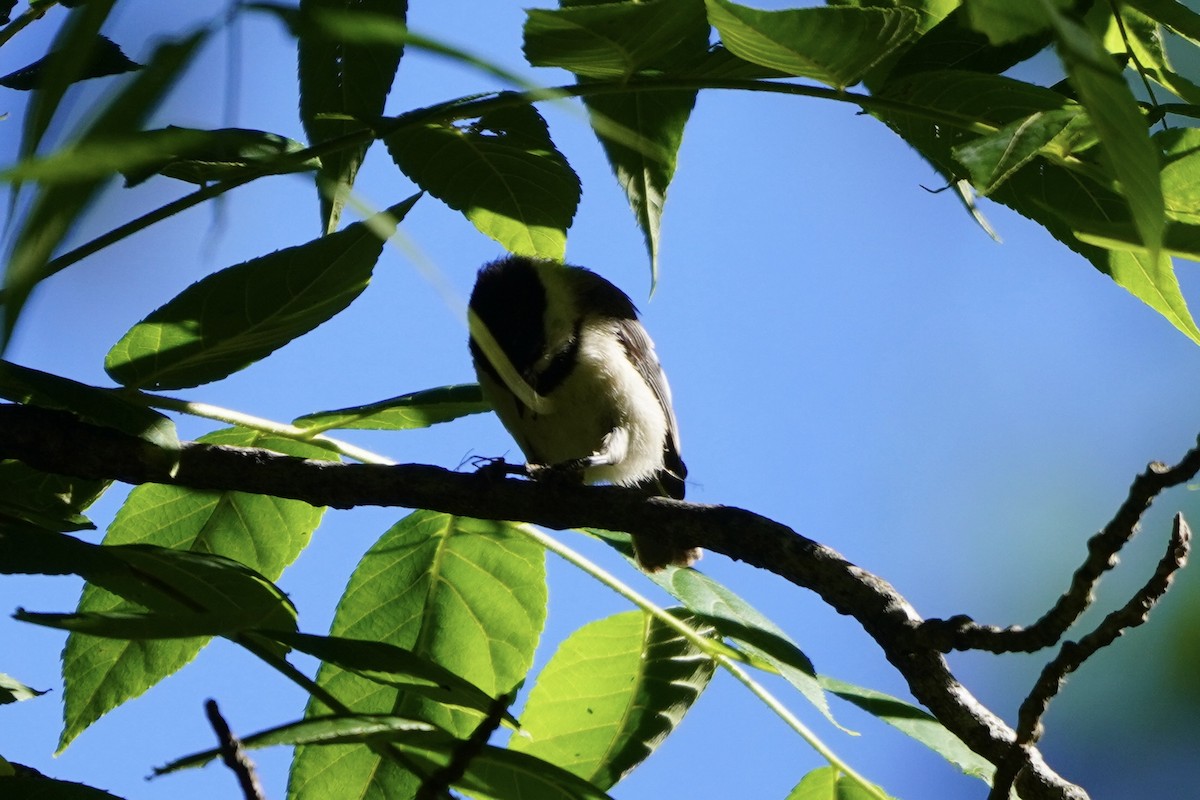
xmin=4 ymin=2 xmax=1200 ymax=799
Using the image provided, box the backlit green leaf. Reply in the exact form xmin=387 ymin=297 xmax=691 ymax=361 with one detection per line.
xmin=289 ymin=511 xmax=546 ymax=800
xmin=58 ymin=428 xmax=329 ymax=752
xmin=0 ymin=673 xmax=47 ymax=704
xmin=510 ymin=609 xmax=715 ymax=789
xmin=785 ymin=766 xmax=894 ymax=800
xmin=386 ymin=100 xmax=580 ymax=259
xmin=705 ymin=0 xmax=919 ymax=88
xmin=104 ymin=195 xmax=418 ymax=390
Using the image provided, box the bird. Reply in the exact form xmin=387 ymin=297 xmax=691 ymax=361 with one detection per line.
xmin=468 ymin=254 xmax=697 ymax=571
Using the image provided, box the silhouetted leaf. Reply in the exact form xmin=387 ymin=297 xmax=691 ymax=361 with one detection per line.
xmin=0 ymin=35 xmax=138 ymax=90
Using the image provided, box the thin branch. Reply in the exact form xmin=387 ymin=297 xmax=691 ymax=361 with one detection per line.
xmin=415 ymin=692 xmax=513 ymax=800
xmin=204 ymin=699 xmax=266 ymax=800
xmin=987 ymin=513 xmax=1192 ymax=800
xmin=919 ymin=442 xmax=1200 ymax=653
xmin=0 ymin=403 xmax=1132 ymax=800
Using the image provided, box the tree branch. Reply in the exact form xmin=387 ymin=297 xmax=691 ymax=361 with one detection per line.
xmin=13 ymin=405 xmax=1195 ymax=800
xmin=919 ymin=446 xmax=1200 ymax=654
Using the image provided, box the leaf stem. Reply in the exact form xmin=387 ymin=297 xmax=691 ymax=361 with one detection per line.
xmin=133 ymin=392 xmax=396 ymax=465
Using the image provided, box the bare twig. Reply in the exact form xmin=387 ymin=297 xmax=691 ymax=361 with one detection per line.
xmin=987 ymin=514 xmax=1192 ymax=800
xmin=415 ymin=692 xmax=514 ymax=800
xmin=920 ymin=441 xmax=1200 ymax=654
xmin=204 ymin=699 xmax=266 ymax=800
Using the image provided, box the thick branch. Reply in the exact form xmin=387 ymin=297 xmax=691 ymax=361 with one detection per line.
xmin=0 ymin=404 xmax=1094 ymax=799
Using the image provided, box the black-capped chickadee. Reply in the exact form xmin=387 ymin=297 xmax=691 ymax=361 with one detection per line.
xmin=468 ymin=254 xmax=697 ymax=571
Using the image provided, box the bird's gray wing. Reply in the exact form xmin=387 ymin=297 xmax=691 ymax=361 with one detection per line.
xmin=615 ymin=318 xmax=687 ymax=499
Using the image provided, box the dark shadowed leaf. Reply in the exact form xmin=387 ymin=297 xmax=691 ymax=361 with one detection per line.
xmin=104 ymin=195 xmax=418 ymax=390
xmin=0 ymin=35 xmax=138 ymax=90
xmin=0 ymin=360 xmax=178 ymax=455
xmin=951 ymin=105 xmax=1091 ymax=193
xmin=0 ymin=765 xmax=126 ymax=799
xmin=386 ymin=100 xmax=580 ymax=259
xmin=0 ymin=459 xmax=106 ymax=533
xmin=120 ymin=127 xmax=321 ymax=187
xmin=293 ymin=384 xmax=488 ymax=432
xmin=155 ymin=714 xmax=450 ymax=773
xmin=57 ymin=428 xmax=329 ymax=752
xmin=298 ymin=0 xmax=408 ymax=233
xmin=705 ymin=0 xmax=919 ymax=88
xmin=260 ymin=630 xmax=515 ymax=723
xmin=289 ymin=511 xmax=546 ymax=800
xmin=510 ymin=609 xmax=715 ymax=789
xmin=524 ymin=0 xmax=707 ymax=79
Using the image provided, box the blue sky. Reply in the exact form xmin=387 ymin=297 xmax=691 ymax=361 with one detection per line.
xmin=4 ymin=2 xmax=1200 ymax=799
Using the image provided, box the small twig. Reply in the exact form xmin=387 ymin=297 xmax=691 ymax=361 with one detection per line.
xmin=920 ymin=438 xmax=1200 ymax=653
xmin=987 ymin=513 xmax=1192 ymax=800
xmin=204 ymin=699 xmax=266 ymax=800
xmin=414 ymin=692 xmax=514 ymax=800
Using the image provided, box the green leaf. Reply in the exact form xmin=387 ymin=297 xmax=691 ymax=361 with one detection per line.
xmin=785 ymin=766 xmax=894 ymax=800
xmin=261 ymin=630 xmax=516 ymax=723
xmin=0 ymin=673 xmax=47 ymax=704
xmin=586 ymin=91 xmax=697 ymax=285
xmin=962 ymin=0 xmax=1068 ymax=45
xmin=156 ymin=714 xmax=450 ymax=774
xmin=1048 ymin=4 xmax=1165 ymax=259
xmin=876 ymin=70 xmax=1200 ymax=344
xmin=950 ymin=105 xmax=1090 ymax=194
xmin=704 ymin=0 xmax=920 ymax=88
xmin=0 ymin=460 xmax=107 ymax=533
xmin=119 ymin=127 xmax=321 ymax=187
xmin=884 ymin=3 xmax=1054 ymax=81
xmin=510 ymin=609 xmax=714 ymax=789
xmin=4 ymin=30 xmax=206 ymax=349
xmin=1158 ymin=127 xmax=1200 ymax=223
xmin=298 ymin=0 xmax=408 ymax=234
xmin=293 ymin=383 xmax=488 ymax=432
xmin=524 ymin=0 xmax=709 ymax=79
xmin=537 ymin=0 xmax=712 ymax=284
xmin=0 ymin=360 xmax=178 ymax=455
xmin=58 ymin=428 xmax=329 ymax=753
xmin=819 ymin=677 xmax=995 ymax=783
xmin=586 ymin=528 xmax=836 ymax=726
xmin=1102 ymin=6 xmax=1200 ymax=105
xmin=651 ymin=565 xmax=837 ymax=726
xmin=104 ymin=195 xmax=418 ymax=390
xmin=289 ymin=511 xmax=547 ymax=800
xmin=0 ymin=35 xmax=138 ymax=91
xmin=386 ymin=99 xmax=580 ymax=259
